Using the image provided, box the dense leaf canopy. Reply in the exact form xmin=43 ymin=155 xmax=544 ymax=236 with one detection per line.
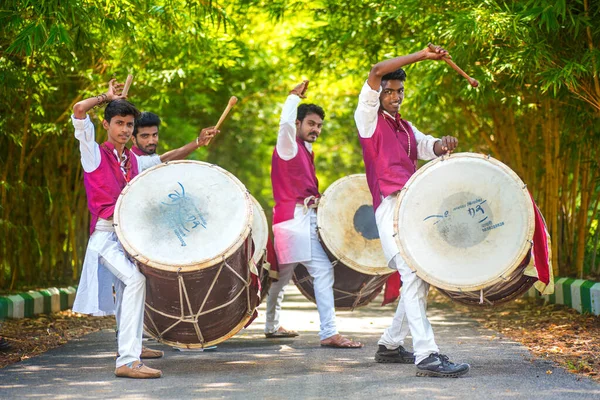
xmin=1 ymin=0 xmax=599 ymax=290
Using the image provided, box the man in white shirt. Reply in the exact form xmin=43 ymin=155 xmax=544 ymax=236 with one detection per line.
xmin=354 ymin=47 xmax=470 ymax=377
xmin=131 ymin=111 xmax=217 ymax=162
xmin=72 ymin=79 xmax=163 ymax=378
xmin=266 ymin=81 xmax=363 ymax=348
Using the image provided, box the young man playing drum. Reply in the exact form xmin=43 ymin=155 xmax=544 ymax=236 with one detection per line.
xmin=354 ymin=46 xmax=470 ymax=377
xmin=267 ymin=81 xmax=363 ymax=348
xmin=71 ymin=79 xmax=164 ymax=378
xmin=131 ymin=111 xmax=217 ymax=163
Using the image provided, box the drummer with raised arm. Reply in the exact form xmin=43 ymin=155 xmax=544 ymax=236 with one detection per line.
xmin=131 ymin=111 xmax=218 ymax=166
xmin=266 ymin=80 xmax=363 ymax=348
xmin=354 ymin=46 xmax=470 ymax=377
xmin=70 ymin=79 xmax=162 ymax=379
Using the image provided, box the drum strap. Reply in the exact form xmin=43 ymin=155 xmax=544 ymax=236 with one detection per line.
xmin=302 ymin=196 xmax=320 ymax=214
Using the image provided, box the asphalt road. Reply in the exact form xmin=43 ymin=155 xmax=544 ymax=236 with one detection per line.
xmin=1 ymin=285 xmax=599 ymax=399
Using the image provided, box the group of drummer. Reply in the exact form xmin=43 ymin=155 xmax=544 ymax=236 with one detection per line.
xmin=71 ymin=45 xmax=470 ymax=379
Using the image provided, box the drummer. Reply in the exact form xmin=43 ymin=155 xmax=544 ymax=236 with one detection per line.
xmin=131 ymin=111 xmax=218 ymax=165
xmin=354 ymin=46 xmax=470 ymax=377
xmin=71 ymin=79 xmax=163 ymax=379
xmin=266 ymin=81 xmax=363 ymax=348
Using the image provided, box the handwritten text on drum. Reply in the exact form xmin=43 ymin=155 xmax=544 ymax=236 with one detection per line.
xmin=423 ymin=198 xmax=505 ymax=233
xmin=160 ymin=182 xmax=208 ymax=246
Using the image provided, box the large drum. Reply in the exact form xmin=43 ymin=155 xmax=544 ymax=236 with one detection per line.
xmin=393 ymin=152 xmax=539 ymax=306
xmin=293 ymin=174 xmax=393 ymax=310
xmin=249 ymin=195 xmax=271 ymax=303
xmin=114 ymin=160 xmax=258 ymax=348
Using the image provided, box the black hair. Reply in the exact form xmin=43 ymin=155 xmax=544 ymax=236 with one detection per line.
xmin=133 ymin=112 xmax=161 ymax=136
xmin=381 ymin=68 xmax=407 ymax=83
xmin=104 ymin=100 xmax=140 ymax=123
xmin=297 ymin=104 xmax=325 ymax=122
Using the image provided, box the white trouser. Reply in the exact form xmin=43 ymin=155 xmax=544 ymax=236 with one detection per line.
xmin=375 ymin=194 xmax=439 ymax=364
xmin=266 ymin=213 xmax=337 ymax=340
xmin=99 ymin=234 xmax=146 ymax=368
xmin=378 ymin=254 xmax=439 ymax=364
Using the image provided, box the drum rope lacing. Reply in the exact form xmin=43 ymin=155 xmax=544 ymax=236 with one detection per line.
xmin=143 ymin=256 xmax=255 ymax=346
xmin=303 ymin=196 xmax=320 ymax=214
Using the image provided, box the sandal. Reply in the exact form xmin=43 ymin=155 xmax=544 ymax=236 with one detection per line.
xmin=265 ymin=327 xmax=299 ymax=338
xmin=320 ymin=334 xmax=363 ymax=348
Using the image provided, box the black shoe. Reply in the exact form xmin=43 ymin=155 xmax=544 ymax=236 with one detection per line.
xmin=0 ymin=337 xmax=11 ymax=352
xmin=416 ymin=353 xmax=470 ymax=378
xmin=374 ymin=344 xmax=415 ymax=364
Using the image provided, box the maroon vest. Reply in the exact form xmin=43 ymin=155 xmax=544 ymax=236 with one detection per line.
xmin=359 ymin=112 xmax=417 ymax=210
xmin=130 ymin=145 xmax=146 ymax=156
xmin=271 ymin=137 xmax=320 ymax=224
xmin=83 ymin=142 xmax=139 ymax=234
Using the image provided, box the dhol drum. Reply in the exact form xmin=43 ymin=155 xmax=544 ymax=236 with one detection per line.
xmin=293 ymin=174 xmax=393 ymax=310
xmin=393 ymin=152 xmax=544 ymax=306
xmin=114 ymin=160 xmax=258 ymax=348
xmin=249 ymin=194 xmax=272 ymax=304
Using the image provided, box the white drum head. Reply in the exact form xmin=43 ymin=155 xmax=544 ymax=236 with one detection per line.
xmin=394 ymin=153 xmax=534 ymax=291
xmin=114 ymin=161 xmax=252 ymax=272
xmin=317 ymin=174 xmax=390 ymax=275
xmin=250 ymin=195 xmax=268 ymax=265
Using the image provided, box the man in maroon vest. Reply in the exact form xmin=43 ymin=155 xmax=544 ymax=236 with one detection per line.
xmin=355 ymin=47 xmax=470 ymax=377
xmin=131 ymin=111 xmax=217 ymax=163
xmin=71 ymin=79 xmax=162 ymax=379
xmin=267 ymin=81 xmax=362 ymax=348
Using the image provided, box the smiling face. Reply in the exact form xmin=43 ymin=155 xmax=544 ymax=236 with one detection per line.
xmin=296 ymin=112 xmax=323 ymax=143
xmin=379 ymin=80 xmax=405 ymax=115
xmin=103 ymin=115 xmax=135 ymax=147
xmin=133 ymin=126 xmax=159 ymax=155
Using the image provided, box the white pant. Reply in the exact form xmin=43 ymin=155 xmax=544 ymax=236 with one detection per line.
xmin=375 ymin=194 xmax=439 ymax=364
xmin=98 ymin=234 xmax=146 ymax=368
xmin=266 ymin=214 xmax=337 ymax=340
xmin=378 ymin=254 xmax=439 ymax=364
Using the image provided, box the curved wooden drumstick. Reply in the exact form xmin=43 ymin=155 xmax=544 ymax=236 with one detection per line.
xmin=202 ymin=96 xmax=238 ymax=146
xmin=428 ymin=43 xmax=479 ymax=88
xmin=215 ymin=96 xmax=238 ymax=130
xmin=121 ymin=74 xmax=134 ymax=96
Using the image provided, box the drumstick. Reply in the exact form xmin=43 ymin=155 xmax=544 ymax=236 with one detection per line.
xmin=122 ymin=74 xmax=134 ymax=97
xmin=427 ymin=43 xmax=479 ymax=88
xmin=201 ymin=96 xmax=238 ymax=146
xmin=215 ymin=96 xmax=238 ymax=130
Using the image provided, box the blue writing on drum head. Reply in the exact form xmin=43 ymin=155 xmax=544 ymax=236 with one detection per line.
xmin=160 ymin=182 xmax=207 ymax=246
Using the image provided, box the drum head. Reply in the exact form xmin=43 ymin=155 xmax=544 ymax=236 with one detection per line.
xmin=115 ymin=161 xmax=252 ymax=272
xmin=394 ymin=153 xmax=534 ymax=291
xmin=317 ymin=174 xmax=389 ymax=275
xmin=250 ymin=195 xmax=268 ymax=265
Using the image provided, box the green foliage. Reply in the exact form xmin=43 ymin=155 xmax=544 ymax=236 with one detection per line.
xmin=1 ymin=0 xmax=599 ymax=289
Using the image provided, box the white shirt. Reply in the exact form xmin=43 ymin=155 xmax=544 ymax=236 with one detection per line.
xmin=276 ymin=95 xmax=313 ymax=161
xmin=71 ymin=115 xmax=161 ymax=174
xmin=272 ymin=95 xmax=315 ymax=264
xmin=354 ymin=81 xmax=439 ymax=160
xmin=354 ymin=81 xmax=443 ymax=265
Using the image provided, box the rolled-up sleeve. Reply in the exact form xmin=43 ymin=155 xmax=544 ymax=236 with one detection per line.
xmin=409 ymin=122 xmax=440 ymax=161
xmin=354 ymin=81 xmax=381 ymax=139
xmin=72 ymin=114 xmax=101 ymax=173
xmin=135 ymin=154 xmax=162 ymax=172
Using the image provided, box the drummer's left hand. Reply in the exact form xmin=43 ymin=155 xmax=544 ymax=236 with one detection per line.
xmin=434 ymin=136 xmax=458 ymax=156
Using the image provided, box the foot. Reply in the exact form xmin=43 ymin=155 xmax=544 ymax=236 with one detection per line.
xmin=320 ymin=334 xmax=363 ymax=348
xmin=374 ymin=344 xmax=415 ymax=364
xmin=115 ymin=361 xmax=162 ymax=379
xmin=0 ymin=337 xmax=11 ymax=352
xmin=416 ymin=353 xmax=470 ymax=378
xmin=141 ymin=346 xmax=164 ymax=359
xmin=265 ymin=327 xmax=299 ymax=338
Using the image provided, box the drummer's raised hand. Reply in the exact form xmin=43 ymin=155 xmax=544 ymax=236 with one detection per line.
xmin=434 ymin=135 xmax=458 ymax=156
xmin=289 ymin=80 xmax=309 ymax=99
xmin=106 ymin=78 xmax=128 ymax=101
xmin=197 ymin=126 xmax=220 ymax=147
